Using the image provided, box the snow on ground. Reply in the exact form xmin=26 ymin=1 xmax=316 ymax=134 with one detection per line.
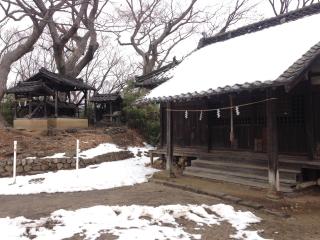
xmin=42 ymin=153 xmax=68 ymax=159
xmin=79 ymin=143 xmax=123 ymax=159
xmin=0 ymin=144 xmax=157 ymax=195
xmin=0 ymin=204 xmax=266 ymax=240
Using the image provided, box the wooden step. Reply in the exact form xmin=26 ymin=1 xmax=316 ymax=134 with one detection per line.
xmin=183 ymin=167 xmax=294 ymax=193
xmin=192 ymin=160 xmax=299 ymax=181
xmin=185 ymin=166 xmax=296 ymax=185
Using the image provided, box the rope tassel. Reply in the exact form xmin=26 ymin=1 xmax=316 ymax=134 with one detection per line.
xmin=199 ymin=111 xmax=203 ymax=121
xmin=185 ymin=110 xmax=188 ymax=119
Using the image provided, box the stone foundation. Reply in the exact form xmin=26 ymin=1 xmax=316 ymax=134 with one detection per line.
xmin=14 ymin=118 xmax=88 ymax=130
xmin=0 ymin=151 xmax=133 ymax=177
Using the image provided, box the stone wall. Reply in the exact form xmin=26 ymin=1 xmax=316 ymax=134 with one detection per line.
xmin=0 ymin=151 xmax=134 ymax=177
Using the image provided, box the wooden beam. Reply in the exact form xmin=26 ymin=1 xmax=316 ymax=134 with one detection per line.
xmin=266 ymin=89 xmax=279 ymax=192
xmin=166 ymin=101 xmax=174 ymax=177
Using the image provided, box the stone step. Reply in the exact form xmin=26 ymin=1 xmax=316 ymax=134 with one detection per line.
xmin=183 ymin=167 xmax=294 ymax=193
xmin=192 ymin=160 xmax=300 ymax=181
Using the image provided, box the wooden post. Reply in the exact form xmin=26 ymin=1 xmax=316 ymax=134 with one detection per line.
xmin=84 ymin=90 xmax=88 ymax=117
xmin=13 ymin=94 xmax=17 ymax=119
xmin=44 ymin=96 xmax=47 ymax=118
xmin=159 ymin=104 xmax=164 ymax=147
xmin=93 ymin=103 xmax=97 ymax=124
xmin=305 ymin=78 xmax=315 ymax=160
xmin=266 ymin=89 xmax=280 ymax=194
xmin=109 ymin=102 xmax=113 ymax=122
xmin=229 ymin=95 xmax=235 ymax=146
xmin=28 ymin=94 xmax=32 ymax=118
xmin=54 ymin=91 xmax=58 ymax=118
xmin=166 ymin=101 xmax=174 ymax=177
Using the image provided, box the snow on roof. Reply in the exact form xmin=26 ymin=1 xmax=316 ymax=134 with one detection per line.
xmin=144 ymin=10 xmax=320 ymax=101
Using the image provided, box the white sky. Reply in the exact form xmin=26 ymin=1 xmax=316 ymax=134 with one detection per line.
xmin=3 ymin=0 xmax=279 ymax=86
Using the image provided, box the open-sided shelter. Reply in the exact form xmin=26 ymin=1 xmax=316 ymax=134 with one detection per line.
xmin=138 ymin=4 xmax=320 ymax=193
xmin=90 ymin=93 xmax=122 ymax=124
xmin=6 ymin=68 xmax=95 ymax=130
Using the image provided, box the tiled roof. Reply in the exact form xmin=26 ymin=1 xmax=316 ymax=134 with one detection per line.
xmin=134 ymin=60 xmax=179 ymax=89
xmin=90 ymin=93 xmax=122 ymax=102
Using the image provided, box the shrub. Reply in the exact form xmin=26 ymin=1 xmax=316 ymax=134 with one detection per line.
xmin=0 ymin=95 xmax=14 ymax=125
xmin=122 ymin=81 xmax=160 ymax=145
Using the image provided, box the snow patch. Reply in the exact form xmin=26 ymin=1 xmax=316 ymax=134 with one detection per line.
xmin=0 ymin=145 xmax=157 ymax=195
xmin=42 ymin=153 xmax=68 ymax=159
xmin=79 ymin=143 xmax=123 ymax=159
xmin=0 ymin=204 xmax=266 ymax=240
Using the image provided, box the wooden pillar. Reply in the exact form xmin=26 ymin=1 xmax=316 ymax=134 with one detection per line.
xmin=229 ymin=95 xmax=235 ymax=147
xmin=266 ymin=89 xmax=280 ymax=193
xmin=84 ymin=90 xmax=88 ymax=117
xmin=109 ymin=102 xmax=113 ymax=122
xmin=166 ymin=101 xmax=174 ymax=177
xmin=159 ymin=104 xmax=164 ymax=147
xmin=54 ymin=91 xmax=58 ymax=118
xmin=305 ymin=78 xmax=315 ymax=160
xmin=13 ymin=94 xmax=17 ymax=119
xmin=28 ymin=94 xmax=32 ymax=118
xmin=44 ymin=96 xmax=47 ymax=118
xmin=93 ymin=103 xmax=97 ymax=124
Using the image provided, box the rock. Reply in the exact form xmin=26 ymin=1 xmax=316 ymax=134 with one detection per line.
xmin=7 ymin=160 xmax=13 ymax=166
xmin=32 ymin=165 xmax=41 ymax=171
xmin=4 ymin=165 xmax=13 ymax=172
xmin=41 ymin=164 xmax=49 ymax=171
xmin=27 ymin=159 xmax=34 ymax=164
xmin=63 ymin=163 xmax=70 ymax=169
xmin=67 ymin=158 xmax=72 ymax=164
xmin=16 ymin=166 xmax=24 ymax=173
xmin=21 ymin=159 xmax=27 ymax=166
xmin=23 ymin=165 xmax=32 ymax=172
xmin=66 ymin=128 xmax=78 ymax=133
xmin=53 ymin=158 xmax=59 ymax=164
xmin=57 ymin=163 xmax=63 ymax=170
xmin=0 ymin=167 xmax=5 ymax=173
xmin=0 ymin=161 xmax=6 ymax=167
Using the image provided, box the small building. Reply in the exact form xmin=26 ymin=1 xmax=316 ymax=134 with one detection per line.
xmin=6 ymin=68 xmax=95 ymax=130
xmin=90 ymin=93 xmax=122 ymax=124
xmin=134 ymin=59 xmax=179 ymax=89
xmin=139 ymin=4 xmax=320 ymax=193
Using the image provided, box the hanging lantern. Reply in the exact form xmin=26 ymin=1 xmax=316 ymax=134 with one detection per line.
xmin=18 ymin=101 xmax=21 ymax=107
xmin=217 ymin=109 xmax=221 ymax=118
xmin=185 ymin=110 xmax=188 ymax=119
xmin=199 ymin=111 xmax=203 ymax=121
xmin=24 ymin=100 xmax=27 ymax=107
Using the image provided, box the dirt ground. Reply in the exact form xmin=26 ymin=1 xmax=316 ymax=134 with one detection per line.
xmin=0 ymin=127 xmax=144 ymax=160
xmin=0 ymin=182 xmax=319 ymax=240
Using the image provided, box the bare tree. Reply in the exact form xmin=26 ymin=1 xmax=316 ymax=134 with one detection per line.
xmin=0 ymin=0 xmax=69 ymax=127
xmin=81 ymin=36 xmax=137 ymax=94
xmin=115 ymin=0 xmax=256 ymax=75
xmin=267 ymin=0 xmax=320 ymax=15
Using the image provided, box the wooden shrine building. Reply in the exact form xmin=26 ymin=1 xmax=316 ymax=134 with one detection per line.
xmin=90 ymin=93 xmax=122 ymax=124
xmin=6 ymin=68 xmax=95 ymax=130
xmin=138 ymin=4 xmax=320 ymax=193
